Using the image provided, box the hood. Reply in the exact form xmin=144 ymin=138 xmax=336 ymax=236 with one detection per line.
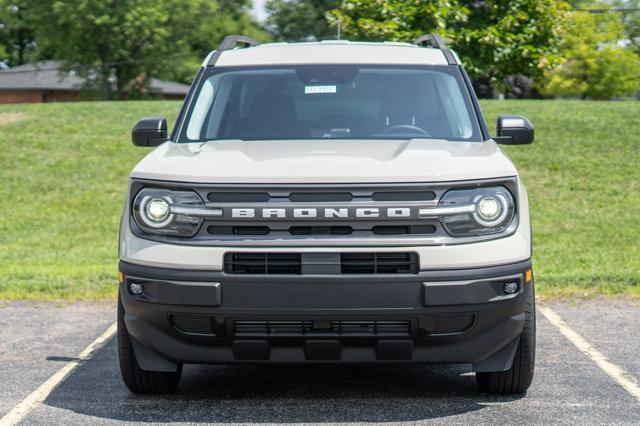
xmin=130 ymin=139 xmax=517 ymax=184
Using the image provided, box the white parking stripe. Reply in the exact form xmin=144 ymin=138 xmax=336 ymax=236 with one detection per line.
xmin=539 ymin=305 xmax=640 ymax=401
xmin=0 ymin=322 xmax=117 ymax=426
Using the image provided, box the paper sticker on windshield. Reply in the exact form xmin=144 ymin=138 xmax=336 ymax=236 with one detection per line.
xmin=305 ymin=85 xmax=337 ymax=94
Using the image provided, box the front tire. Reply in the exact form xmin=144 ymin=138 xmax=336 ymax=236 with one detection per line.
xmin=476 ymin=285 xmax=536 ymax=395
xmin=117 ymin=292 xmax=182 ymax=394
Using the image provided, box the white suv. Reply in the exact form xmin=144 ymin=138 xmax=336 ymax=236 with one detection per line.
xmin=118 ymin=34 xmax=536 ymax=395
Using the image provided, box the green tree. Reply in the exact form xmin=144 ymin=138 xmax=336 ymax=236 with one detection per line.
xmin=328 ymin=0 xmax=569 ymax=93
xmin=457 ymin=0 xmax=569 ymax=90
xmin=30 ymin=0 xmax=268 ymax=99
xmin=266 ymin=0 xmax=338 ymax=41
xmin=0 ymin=0 xmax=42 ymax=65
xmin=614 ymin=0 xmax=640 ymax=54
xmin=328 ymin=0 xmax=468 ymax=42
xmin=541 ymin=7 xmax=640 ymax=99
xmin=151 ymin=0 xmax=270 ymax=85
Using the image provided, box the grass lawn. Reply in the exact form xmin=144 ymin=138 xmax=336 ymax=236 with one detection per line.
xmin=0 ymin=100 xmax=638 ymax=300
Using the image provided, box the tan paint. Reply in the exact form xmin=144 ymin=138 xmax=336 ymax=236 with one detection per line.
xmin=131 ymin=139 xmax=518 ymax=184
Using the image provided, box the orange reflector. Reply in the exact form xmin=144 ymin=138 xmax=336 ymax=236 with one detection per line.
xmin=117 ymin=271 xmax=124 ymax=283
xmin=525 ymin=269 xmax=533 ymax=283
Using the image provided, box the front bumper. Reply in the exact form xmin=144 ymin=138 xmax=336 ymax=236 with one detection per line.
xmin=119 ymin=259 xmax=533 ymax=371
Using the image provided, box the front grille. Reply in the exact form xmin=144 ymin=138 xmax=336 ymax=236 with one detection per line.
xmin=225 ymin=252 xmax=419 ymax=275
xmin=233 ymin=320 xmax=411 ymax=337
xmin=224 ymin=253 xmax=302 ymax=274
xmin=131 ymin=180 xmax=518 ymax=246
xmin=193 ymin=183 xmax=455 ymax=245
xmin=170 ymin=314 xmax=215 ymax=335
xmin=341 ymin=253 xmax=419 ymax=274
xmin=432 ymin=313 xmax=476 ymax=334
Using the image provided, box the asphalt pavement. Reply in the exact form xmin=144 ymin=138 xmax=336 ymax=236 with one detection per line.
xmin=1 ymin=298 xmax=639 ymax=424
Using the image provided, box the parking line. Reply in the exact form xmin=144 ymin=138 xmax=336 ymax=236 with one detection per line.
xmin=539 ymin=305 xmax=640 ymax=401
xmin=0 ymin=322 xmax=117 ymax=426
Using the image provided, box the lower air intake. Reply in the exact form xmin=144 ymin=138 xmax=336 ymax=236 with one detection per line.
xmin=224 ymin=253 xmax=302 ymax=275
xmin=233 ymin=320 xmax=411 ymax=337
xmin=431 ymin=313 xmax=476 ymax=334
xmin=169 ymin=314 xmax=216 ymax=336
xmin=340 ymin=253 xmax=419 ymax=274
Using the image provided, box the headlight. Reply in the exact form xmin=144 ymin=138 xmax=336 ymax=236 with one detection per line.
xmin=133 ymin=188 xmax=205 ymax=237
xmin=435 ymin=186 xmax=515 ymax=237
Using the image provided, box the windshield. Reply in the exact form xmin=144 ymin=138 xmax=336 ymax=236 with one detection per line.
xmin=179 ymin=65 xmax=482 ymax=142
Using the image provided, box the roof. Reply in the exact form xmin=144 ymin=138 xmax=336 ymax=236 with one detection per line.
xmin=209 ymin=41 xmax=453 ymax=67
xmin=0 ymin=60 xmax=85 ymax=90
xmin=147 ymin=78 xmax=190 ymax=96
xmin=0 ymin=60 xmax=190 ymax=95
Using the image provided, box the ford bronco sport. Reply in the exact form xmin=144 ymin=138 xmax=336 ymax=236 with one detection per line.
xmin=118 ymin=34 xmax=536 ymax=395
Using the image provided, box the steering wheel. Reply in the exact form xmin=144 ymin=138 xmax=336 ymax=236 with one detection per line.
xmin=378 ymin=124 xmax=431 ymax=137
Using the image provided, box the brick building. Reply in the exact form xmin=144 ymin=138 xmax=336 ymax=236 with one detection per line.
xmin=0 ymin=61 xmax=190 ymax=104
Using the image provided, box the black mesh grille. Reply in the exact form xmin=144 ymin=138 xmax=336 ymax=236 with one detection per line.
xmin=224 ymin=253 xmax=302 ymax=274
xmin=340 ymin=253 xmax=419 ymax=274
xmin=233 ymin=320 xmax=411 ymax=336
xmin=432 ymin=313 xmax=476 ymax=334
xmin=170 ymin=314 xmax=215 ymax=335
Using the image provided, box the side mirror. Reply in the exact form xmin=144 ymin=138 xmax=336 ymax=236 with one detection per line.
xmin=132 ymin=116 xmax=168 ymax=147
xmin=494 ymin=115 xmax=534 ymax=145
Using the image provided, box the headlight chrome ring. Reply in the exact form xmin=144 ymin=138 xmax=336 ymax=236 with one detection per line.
xmin=473 ymin=194 xmax=509 ymax=227
xmin=139 ymin=195 xmax=174 ymax=228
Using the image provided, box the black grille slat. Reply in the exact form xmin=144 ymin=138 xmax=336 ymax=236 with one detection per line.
xmin=289 ymin=226 xmax=354 ymax=235
xmin=372 ymin=225 xmax=436 ymax=235
xmin=371 ymin=191 xmax=436 ymax=201
xmin=341 ymin=253 xmax=419 ymax=274
xmin=289 ymin=192 xmax=354 ymax=202
xmin=233 ymin=320 xmax=411 ymax=337
xmin=234 ymin=320 xmax=314 ymax=335
xmin=225 ymin=253 xmax=302 ymax=275
xmin=207 ymin=192 xmax=270 ymax=202
xmin=170 ymin=314 xmax=214 ymax=335
xmin=208 ymin=226 xmax=272 ymax=235
xmin=211 ymin=226 xmax=433 ymax=236
xmin=432 ymin=313 xmax=476 ymax=334
xmin=226 ymin=252 xmax=418 ymax=275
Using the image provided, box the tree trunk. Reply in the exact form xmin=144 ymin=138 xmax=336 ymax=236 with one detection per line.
xmin=17 ymin=28 xmax=26 ymax=65
xmin=100 ymin=64 xmax=113 ymax=100
xmin=115 ymin=65 xmax=133 ymax=100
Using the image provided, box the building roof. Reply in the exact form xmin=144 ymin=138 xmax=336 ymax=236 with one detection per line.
xmin=0 ymin=60 xmax=190 ymax=95
xmin=210 ymin=41 xmax=453 ymax=68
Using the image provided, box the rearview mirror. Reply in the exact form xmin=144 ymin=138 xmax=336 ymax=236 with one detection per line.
xmin=494 ymin=115 xmax=534 ymax=145
xmin=132 ymin=117 xmax=168 ymax=147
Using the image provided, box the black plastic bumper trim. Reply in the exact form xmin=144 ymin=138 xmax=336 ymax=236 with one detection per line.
xmin=119 ymin=259 xmax=531 ymax=283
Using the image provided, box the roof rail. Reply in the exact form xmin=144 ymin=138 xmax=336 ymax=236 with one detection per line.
xmin=218 ymin=35 xmax=260 ymax=51
xmin=207 ymin=35 xmax=260 ymax=67
xmin=412 ymin=34 xmax=458 ymax=66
